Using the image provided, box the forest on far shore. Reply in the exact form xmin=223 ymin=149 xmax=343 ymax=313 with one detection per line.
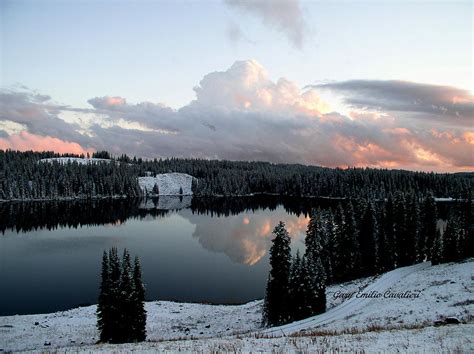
xmin=0 ymin=149 xmax=472 ymax=201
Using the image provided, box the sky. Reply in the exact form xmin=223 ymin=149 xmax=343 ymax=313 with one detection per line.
xmin=0 ymin=0 xmax=473 ymax=172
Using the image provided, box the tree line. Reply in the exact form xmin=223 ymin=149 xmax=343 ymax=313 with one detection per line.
xmin=1 ymin=150 xmax=472 ymax=201
xmin=263 ymin=193 xmax=473 ymax=326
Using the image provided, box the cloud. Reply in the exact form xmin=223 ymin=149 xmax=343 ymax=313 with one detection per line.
xmin=185 ymin=210 xmax=307 ymax=265
xmin=1 ymin=60 xmax=472 ymax=172
xmin=313 ymin=80 xmax=474 ymax=127
xmin=224 ymin=0 xmax=306 ymax=49
xmin=0 ymin=131 xmax=93 ymax=155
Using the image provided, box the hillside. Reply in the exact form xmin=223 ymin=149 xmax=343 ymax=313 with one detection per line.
xmin=138 ymin=173 xmax=195 ymax=196
xmin=1 ymin=260 xmax=472 ymax=352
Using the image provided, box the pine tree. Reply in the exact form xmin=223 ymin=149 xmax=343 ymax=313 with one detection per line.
xmin=376 ymin=206 xmax=390 ymax=273
xmin=304 ymin=210 xmax=327 ymax=314
xmin=442 ymin=217 xmax=459 ymax=263
xmin=431 ymin=229 xmax=443 ymax=265
xmin=383 ymin=196 xmax=396 ymax=270
xmin=108 ymin=247 xmax=122 ymax=342
xmin=119 ymin=250 xmax=134 ymax=342
xmin=132 ymin=256 xmax=147 ymax=342
xmin=401 ymin=193 xmax=418 ymax=266
xmin=288 ymin=251 xmax=305 ymax=321
xmin=97 ymin=251 xmax=111 ymax=342
xmin=359 ymin=201 xmax=377 ymax=276
xmin=393 ymin=192 xmax=407 ymax=266
xmin=421 ymin=194 xmax=437 ymax=260
xmin=262 ymin=221 xmax=292 ymax=326
xmin=97 ymin=248 xmax=147 ymax=343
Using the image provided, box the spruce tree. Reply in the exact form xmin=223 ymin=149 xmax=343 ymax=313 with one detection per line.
xmin=431 ymin=229 xmax=443 ymax=265
xmin=132 ymin=256 xmax=147 ymax=342
xmin=119 ymin=250 xmax=134 ymax=342
xmin=402 ymin=193 xmax=418 ymax=266
xmin=97 ymin=251 xmax=111 ymax=342
xmin=383 ymin=196 xmax=396 ymax=270
xmin=108 ymin=247 xmax=122 ymax=342
xmin=262 ymin=221 xmax=292 ymax=326
xmin=97 ymin=248 xmax=147 ymax=343
xmin=393 ymin=192 xmax=407 ymax=266
xmin=304 ymin=210 xmax=327 ymax=315
xmin=421 ymin=194 xmax=437 ymax=260
xmin=442 ymin=217 xmax=459 ymax=263
xmin=288 ymin=251 xmax=305 ymax=321
xmin=359 ymin=201 xmax=377 ymax=276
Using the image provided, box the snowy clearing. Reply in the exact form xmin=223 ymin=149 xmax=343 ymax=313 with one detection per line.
xmin=138 ymin=173 xmax=196 ymax=196
xmin=1 ymin=260 xmax=472 ymax=352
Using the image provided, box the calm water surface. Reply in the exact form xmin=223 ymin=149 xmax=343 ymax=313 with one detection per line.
xmin=0 ymin=197 xmax=335 ymax=316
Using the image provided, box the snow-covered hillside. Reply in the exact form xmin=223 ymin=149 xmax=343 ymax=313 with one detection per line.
xmin=1 ymin=260 xmax=472 ymax=352
xmin=39 ymin=157 xmax=112 ymax=165
xmin=138 ymin=173 xmax=196 ymax=196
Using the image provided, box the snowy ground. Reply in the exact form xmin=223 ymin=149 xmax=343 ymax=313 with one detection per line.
xmin=138 ymin=173 xmax=196 ymax=196
xmin=1 ymin=260 xmax=472 ymax=352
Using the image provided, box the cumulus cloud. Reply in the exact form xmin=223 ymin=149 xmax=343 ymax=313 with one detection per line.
xmin=224 ymin=0 xmax=306 ymax=49
xmin=0 ymin=60 xmax=472 ymax=172
xmin=185 ymin=210 xmax=307 ymax=265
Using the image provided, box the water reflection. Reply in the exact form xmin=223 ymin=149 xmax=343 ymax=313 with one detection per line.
xmin=0 ymin=196 xmax=334 ymax=315
xmin=185 ymin=210 xmax=309 ymax=266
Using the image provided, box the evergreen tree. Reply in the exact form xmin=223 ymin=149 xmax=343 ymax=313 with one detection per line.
xmin=401 ymin=193 xmax=418 ymax=266
xmin=303 ymin=211 xmax=327 ymax=315
xmin=459 ymin=189 xmax=473 ymax=259
xmin=288 ymin=251 xmax=306 ymax=321
xmin=431 ymin=229 xmax=443 ymax=265
xmin=132 ymin=256 xmax=147 ymax=342
xmin=97 ymin=248 xmax=146 ymax=343
xmin=359 ymin=201 xmax=377 ymax=276
xmin=97 ymin=251 xmax=111 ymax=342
xmin=263 ymin=221 xmax=292 ymax=326
xmin=393 ymin=192 xmax=407 ymax=266
xmin=119 ymin=250 xmax=134 ymax=342
xmin=421 ymin=194 xmax=437 ymax=260
xmin=108 ymin=247 xmax=122 ymax=342
xmin=383 ymin=196 xmax=396 ymax=270
xmin=442 ymin=217 xmax=459 ymax=263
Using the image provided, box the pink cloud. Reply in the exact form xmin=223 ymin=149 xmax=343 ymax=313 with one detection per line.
xmin=0 ymin=131 xmax=93 ymax=155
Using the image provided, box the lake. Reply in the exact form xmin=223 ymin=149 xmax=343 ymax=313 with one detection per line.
xmin=0 ymin=196 xmax=339 ymax=316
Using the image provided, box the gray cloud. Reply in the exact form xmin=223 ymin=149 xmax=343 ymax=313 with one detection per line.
xmin=312 ymin=80 xmax=474 ymax=127
xmin=1 ymin=61 xmax=473 ymax=172
xmin=224 ymin=0 xmax=306 ymax=49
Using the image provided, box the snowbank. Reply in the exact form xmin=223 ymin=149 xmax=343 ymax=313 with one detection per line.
xmin=138 ymin=173 xmax=196 ymax=196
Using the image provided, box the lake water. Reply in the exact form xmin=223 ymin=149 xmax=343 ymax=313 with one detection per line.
xmin=0 ymin=197 xmax=337 ymax=316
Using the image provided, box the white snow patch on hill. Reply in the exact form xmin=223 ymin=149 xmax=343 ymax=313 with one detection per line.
xmin=39 ymin=157 xmax=112 ymax=165
xmin=1 ymin=260 xmax=472 ymax=352
xmin=138 ymin=173 xmax=196 ymax=196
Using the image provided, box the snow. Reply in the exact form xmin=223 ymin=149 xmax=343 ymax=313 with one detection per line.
xmin=39 ymin=157 xmax=112 ymax=165
xmin=138 ymin=173 xmax=196 ymax=196
xmin=1 ymin=260 xmax=472 ymax=352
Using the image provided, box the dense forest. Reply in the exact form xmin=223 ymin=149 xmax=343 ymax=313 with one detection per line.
xmin=0 ymin=149 xmax=472 ymax=201
xmin=263 ymin=193 xmax=473 ymax=326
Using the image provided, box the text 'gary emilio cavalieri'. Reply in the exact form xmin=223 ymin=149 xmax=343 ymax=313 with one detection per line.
xmin=332 ymin=289 xmax=423 ymax=300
